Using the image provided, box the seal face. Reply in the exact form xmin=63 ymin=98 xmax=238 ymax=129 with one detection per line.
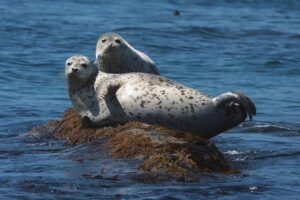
xmin=90 ymin=71 xmax=256 ymax=139
xmin=65 ymin=55 xmax=99 ymax=119
xmin=95 ymin=32 xmax=160 ymax=75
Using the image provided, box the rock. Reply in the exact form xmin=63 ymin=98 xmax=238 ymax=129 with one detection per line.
xmin=38 ymin=108 xmax=237 ymax=181
xmin=173 ymin=10 xmax=180 ymax=16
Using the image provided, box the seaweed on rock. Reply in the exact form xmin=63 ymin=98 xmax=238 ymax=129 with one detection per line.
xmin=39 ymin=108 xmax=236 ymax=181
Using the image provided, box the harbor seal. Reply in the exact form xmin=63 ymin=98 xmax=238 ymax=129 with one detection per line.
xmin=87 ymin=65 xmax=256 ymax=139
xmin=65 ymin=55 xmax=99 ymax=119
xmin=95 ymin=32 xmax=160 ymax=75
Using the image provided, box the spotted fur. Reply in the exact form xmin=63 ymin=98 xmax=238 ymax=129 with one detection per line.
xmin=92 ymin=70 xmax=256 ymax=139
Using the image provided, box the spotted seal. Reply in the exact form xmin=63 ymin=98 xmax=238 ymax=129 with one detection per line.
xmin=95 ymin=32 xmax=160 ymax=75
xmin=65 ymin=55 xmax=99 ymax=120
xmin=87 ymin=67 xmax=256 ymax=139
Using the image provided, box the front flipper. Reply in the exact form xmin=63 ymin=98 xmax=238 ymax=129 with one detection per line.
xmin=90 ymin=78 xmax=126 ymax=128
xmin=96 ymin=78 xmax=122 ymax=103
xmin=213 ymin=92 xmax=256 ymax=121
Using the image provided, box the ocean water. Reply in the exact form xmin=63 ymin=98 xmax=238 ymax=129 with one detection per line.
xmin=0 ymin=0 xmax=300 ymax=199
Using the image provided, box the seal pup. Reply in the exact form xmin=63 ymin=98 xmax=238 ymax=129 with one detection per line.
xmin=95 ymin=32 xmax=160 ymax=75
xmin=65 ymin=55 xmax=99 ymax=120
xmin=88 ymin=70 xmax=256 ymax=139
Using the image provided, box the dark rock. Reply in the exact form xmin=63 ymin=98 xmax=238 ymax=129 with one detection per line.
xmin=173 ymin=10 xmax=180 ymax=16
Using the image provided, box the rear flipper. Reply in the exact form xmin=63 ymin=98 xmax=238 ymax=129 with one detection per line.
xmin=213 ymin=92 xmax=256 ymax=121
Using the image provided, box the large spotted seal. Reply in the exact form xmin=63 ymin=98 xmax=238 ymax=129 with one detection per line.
xmin=88 ymin=61 xmax=256 ymax=139
xmin=65 ymin=55 xmax=99 ymax=119
xmin=95 ymin=32 xmax=160 ymax=75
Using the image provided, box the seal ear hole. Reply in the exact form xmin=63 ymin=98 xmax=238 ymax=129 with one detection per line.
xmin=101 ymin=39 xmax=106 ymax=43
xmin=81 ymin=63 xmax=88 ymax=68
xmin=115 ymin=39 xmax=121 ymax=44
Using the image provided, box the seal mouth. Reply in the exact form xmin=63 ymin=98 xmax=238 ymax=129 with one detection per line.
xmin=67 ymin=68 xmax=81 ymax=77
xmin=105 ymin=43 xmax=120 ymax=52
xmin=102 ymin=47 xmax=120 ymax=58
xmin=67 ymin=71 xmax=77 ymax=77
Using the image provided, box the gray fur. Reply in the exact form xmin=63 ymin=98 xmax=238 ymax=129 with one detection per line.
xmin=95 ymin=32 xmax=160 ymax=75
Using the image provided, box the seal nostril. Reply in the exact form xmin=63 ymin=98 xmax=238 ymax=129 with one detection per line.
xmin=72 ymin=68 xmax=78 ymax=72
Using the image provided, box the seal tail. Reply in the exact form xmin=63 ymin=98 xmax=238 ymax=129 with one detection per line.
xmin=213 ymin=92 xmax=256 ymax=121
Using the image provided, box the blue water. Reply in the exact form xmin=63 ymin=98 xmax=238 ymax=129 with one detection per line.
xmin=1 ymin=0 xmax=300 ymax=199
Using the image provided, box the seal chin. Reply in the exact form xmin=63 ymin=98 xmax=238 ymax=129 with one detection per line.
xmin=102 ymin=47 xmax=120 ymax=58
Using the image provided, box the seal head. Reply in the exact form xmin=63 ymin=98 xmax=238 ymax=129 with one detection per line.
xmin=95 ymin=32 xmax=160 ymax=75
xmin=65 ymin=55 xmax=99 ymax=120
xmin=65 ymin=55 xmax=97 ymax=93
xmin=96 ymin=32 xmax=127 ymax=61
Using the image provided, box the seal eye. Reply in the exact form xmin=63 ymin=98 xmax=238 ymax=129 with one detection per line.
xmin=81 ymin=63 xmax=88 ymax=68
xmin=102 ymin=39 xmax=106 ymax=43
xmin=115 ymin=39 xmax=121 ymax=44
xmin=67 ymin=62 xmax=72 ymax=66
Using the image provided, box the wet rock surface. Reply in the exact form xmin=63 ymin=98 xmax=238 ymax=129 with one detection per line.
xmin=35 ymin=108 xmax=236 ymax=181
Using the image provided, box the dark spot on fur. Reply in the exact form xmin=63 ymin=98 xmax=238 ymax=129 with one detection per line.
xmin=140 ymin=100 xmax=146 ymax=108
xmin=189 ymin=103 xmax=195 ymax=113
xmin=188 ymin=96 xmax=194 ymax=99
xmin=176 ymin=85 xmax=184 ymax=90
xmin=165 ymin=107 xmax=171 ymax=112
